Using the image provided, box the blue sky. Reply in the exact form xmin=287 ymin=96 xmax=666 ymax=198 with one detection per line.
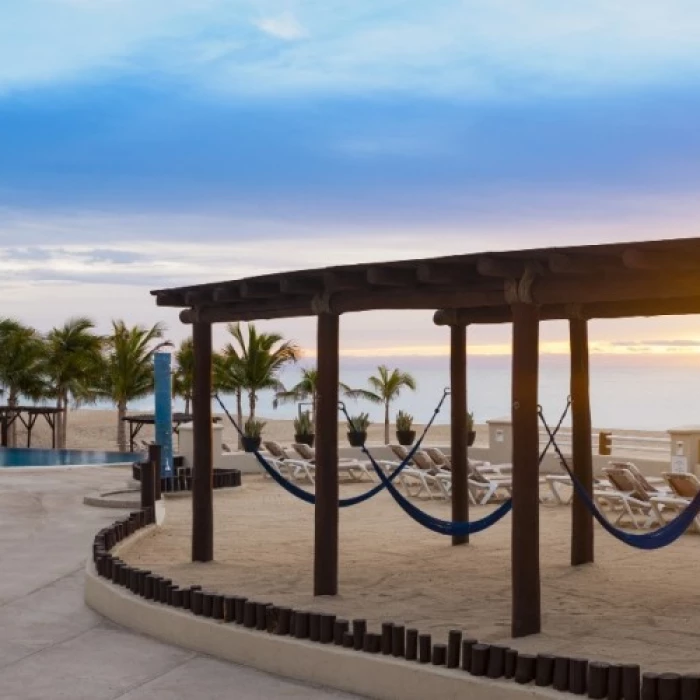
xmin=2 ymin=1 xmax=700 ymax=355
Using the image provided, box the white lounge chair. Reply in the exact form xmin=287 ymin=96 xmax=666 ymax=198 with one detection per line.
xmin=649 ymin=472 xmax=700 ymax=533
xmin=424 ymin=447 xmax=512 ymax=478
xmin=388 ymin=445 xmax=451 ymax=500
xmin=291 ymin=443 xmax=375 ymax=482
xmin=598 ymin=466 xmax=662 ymax=530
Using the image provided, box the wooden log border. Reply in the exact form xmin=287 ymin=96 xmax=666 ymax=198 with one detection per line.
xmin=91 ymin=507 xmax=700 ymax=699
xmin=131 ymin=463 xmax=242 ymax=493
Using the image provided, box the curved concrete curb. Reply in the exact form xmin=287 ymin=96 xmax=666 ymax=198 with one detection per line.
xmin=85 ymin=561 xmax=555 ymax=700
xmin=84 ymin=489 xmax=140 ymax=509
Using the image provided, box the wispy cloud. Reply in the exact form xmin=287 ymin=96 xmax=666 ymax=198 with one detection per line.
xmin=253 ymin=12 xmax=307 ymax=40
xmin=3 ymin=1 xmax=700 ymax=98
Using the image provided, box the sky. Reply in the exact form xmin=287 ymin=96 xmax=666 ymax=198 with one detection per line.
xmin=2 ymin=1 xmax=700 ymax=359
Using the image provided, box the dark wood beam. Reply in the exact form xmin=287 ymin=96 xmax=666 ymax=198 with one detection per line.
xmin=323 ymin=271 xmax=367 ymax=292
xmin=280 ymin=277 xmax=324 ymax=295
xmin=570 ymin=317 xmax=594 ymax=567
xmin=155 ymin=291 xmax=187 ymax=307
xmin=191 ymin=321 xmax=213 ymax=563
xmin=212 ymin=285 xmax=239 ymax=302
xmin=435 ymin=296 xmax=700 ymax=326
xmin=334 ymin=286 xmax=504 ymax=314
xmin=314 ymin=312 xmax=339 ymax=596
xmin=547 ymin=253 xmax=614 ymax=275
xmin=511 ymin=302 xmax=541 ymax=638
xmin=622 ymin=248 xmax=700 ymax=271
xmin=240 ymin=280 xmax=281 ymax=299
xmin=180 ymin=304 xmax=312 ymax=324
xmin=185 ymin=290 xmax=213 ymax=305
xmin=416 ymin=263 xmax=472 ymax=285
xmin=450 ymin=324 xmax=468 ymax=546
xmin=366 ymin=266 xmax=417 ymax=286
xmin=533 ymin=271 xmax=700 ymax=306
xmin=181 ymin=285 xmax=506 ymax=324
xmin=477 ymin=257 xmax=527 ymax=278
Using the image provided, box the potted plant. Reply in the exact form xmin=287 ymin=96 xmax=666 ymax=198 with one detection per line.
xmin=347 ymin=413 xmax=370 ymax=447
xmin=242 ymin=418 xmax=266 ymax=453
xmin=395 ymin=410 xmax=416 ymax=446
xmin=294 ymin=410 xmax=315 ymax=447
xmin=467 ymin=411 xmax=476 ymax=447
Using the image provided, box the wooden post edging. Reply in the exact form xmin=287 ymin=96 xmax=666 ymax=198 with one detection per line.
xmin=92 ymin=511 xmax=696 ymax=700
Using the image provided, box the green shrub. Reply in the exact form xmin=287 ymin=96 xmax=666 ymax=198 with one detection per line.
xmin=244 ymin=418 xmax=266 ymax=438
xmin=347 ymin=412 xmax=370 ymax=432
xmin=293 ymin=411 xmax=313 ymax=435
xmin=395 ymin=410 xmax=414 ymax=432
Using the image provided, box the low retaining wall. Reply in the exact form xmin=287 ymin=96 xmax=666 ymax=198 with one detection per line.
xmin=131 ymin=464 xmax=241 ymax=493
xmin=84 ymin=506 xmax=699 ymax=700
xmin=184 ymin=443 xmax=669 ymax=480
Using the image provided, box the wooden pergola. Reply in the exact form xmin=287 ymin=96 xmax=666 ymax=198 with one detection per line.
xmin=122 ymin=412 xmax=196 ymax=452
xmin=152 ymin=237 xmax=700 ymax=638
xmin=0 ymin=406 xmax=60 ymax=448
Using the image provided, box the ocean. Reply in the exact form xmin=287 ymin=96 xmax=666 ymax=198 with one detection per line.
xmin=122 ymin=354 xmax=700 ymax=432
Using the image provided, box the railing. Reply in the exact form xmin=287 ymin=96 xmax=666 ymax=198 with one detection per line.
xmin=537 ymin=429 xmax=670 ymax=458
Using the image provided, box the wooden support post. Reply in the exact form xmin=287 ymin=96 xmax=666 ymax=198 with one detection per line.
xmin=141 ymin=454 xmax=156 ymax=511
xmin=570 ymin=317 xmax=594 ymax=565
xmin=450 ymin=324 xmax=469 ymax=545
xmin=511 ymin=302 xmax=541 ymax=637
xmin=1 ymin=414 xmax=7 ymax=447
xmin=191 ymin=321 xmax=213 ymax=563
xmin=314 ymin=312 xmax=339 ymax=595
xmin=149 ymin=443 xmax=162 ymax=501
xmin=27 ymin=414 xmax=38 ymax=447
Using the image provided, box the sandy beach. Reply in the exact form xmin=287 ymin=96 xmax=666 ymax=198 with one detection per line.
xmin=9 ymin=408 xmax=668 ymax=454
xmin=119 ymin=475 xmax=700 ymax=673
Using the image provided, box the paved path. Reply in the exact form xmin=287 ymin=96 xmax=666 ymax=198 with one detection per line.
xmin=0 ymin=467 xmax=362 ymax=700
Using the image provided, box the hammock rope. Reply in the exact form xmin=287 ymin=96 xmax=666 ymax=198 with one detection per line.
xmin=214 ymin=389 xmax=449 ymax=508
xmin=540 ymin=399 xmax=700 ymax=550
xmin=341 ymin=405 xmax=516 ymax=536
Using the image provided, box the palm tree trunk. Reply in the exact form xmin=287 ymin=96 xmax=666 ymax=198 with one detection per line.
xmin=8 ymin=391 xmax=17 ymax=447
xmin=185 ymin=396 xmax=190 ymax=414
xmin=61 ymin=391 xmax=69 ymax=448
xmin=117 ymin=400 xmax=127 ymax=452
xmin=236 ymin=389 xmax=243 ymax=450
xmin=384 ymin=401 xmax=390 ymax=445
xmin=249 ymin=391 xmax=256 ymax=419
xmin=55 ymin=396 xmax=63 ymax=449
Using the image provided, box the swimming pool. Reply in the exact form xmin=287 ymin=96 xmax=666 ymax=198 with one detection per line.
xmin=0 ymin=448 xmax=138 ymax=468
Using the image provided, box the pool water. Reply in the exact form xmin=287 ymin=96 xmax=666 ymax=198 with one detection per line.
xmin=0 ymin=447 xmax=138 ymax=468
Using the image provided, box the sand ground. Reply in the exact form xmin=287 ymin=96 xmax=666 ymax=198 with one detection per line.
xmin=11 ymin=408 xmax=666 ymax=454
xmin=121 ymin=475 xmax=700 ymax=674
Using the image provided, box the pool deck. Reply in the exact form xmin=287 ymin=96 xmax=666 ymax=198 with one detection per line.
xmin=0 ymin=466 xmax=362 ymax=700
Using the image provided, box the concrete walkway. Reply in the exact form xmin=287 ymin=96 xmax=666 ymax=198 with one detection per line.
xmin=0 ymin=467 xmax=363 ymax=700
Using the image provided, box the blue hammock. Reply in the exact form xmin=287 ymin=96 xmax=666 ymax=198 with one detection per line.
xmin=340 ymin=405 xmax=513 ymax=536
xmin=540 ymin=401 xmax=700 ymax=550
xmin=214 ymin=391 xmax=449 ymax=508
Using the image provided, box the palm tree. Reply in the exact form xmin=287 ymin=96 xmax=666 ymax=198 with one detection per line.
xmin=274 ymin=367 xmax=357 ymax=430
xmin=0 ymin=319 xmax=47 ymax=446
xmin=99 ymin=320 xmax=166 ymax=452
xmin=223 ymin=323 xmax=300 ymax=419
xmin=213 ymin=350 xmax=245 ymax=449
xmin=44 ymin=317 xmax=104 ymax=448
xmin=353 ymin=365 xmax=417 ymax=444
xmin=172 ymin=337 xmax=195 ymax=414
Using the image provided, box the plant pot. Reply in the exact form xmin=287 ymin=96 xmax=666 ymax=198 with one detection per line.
xmin=468 ymin=431 xmax=476 ymax=447
xmin=295 ymin=433 xmax=315 ymax=447
xmin=347 ymin=431 xmax=367 ymax=447
xmin=242 ymin=436 xmax=261 ymax=453
xmin=396 ymin=430 xmax=416 ymax=446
